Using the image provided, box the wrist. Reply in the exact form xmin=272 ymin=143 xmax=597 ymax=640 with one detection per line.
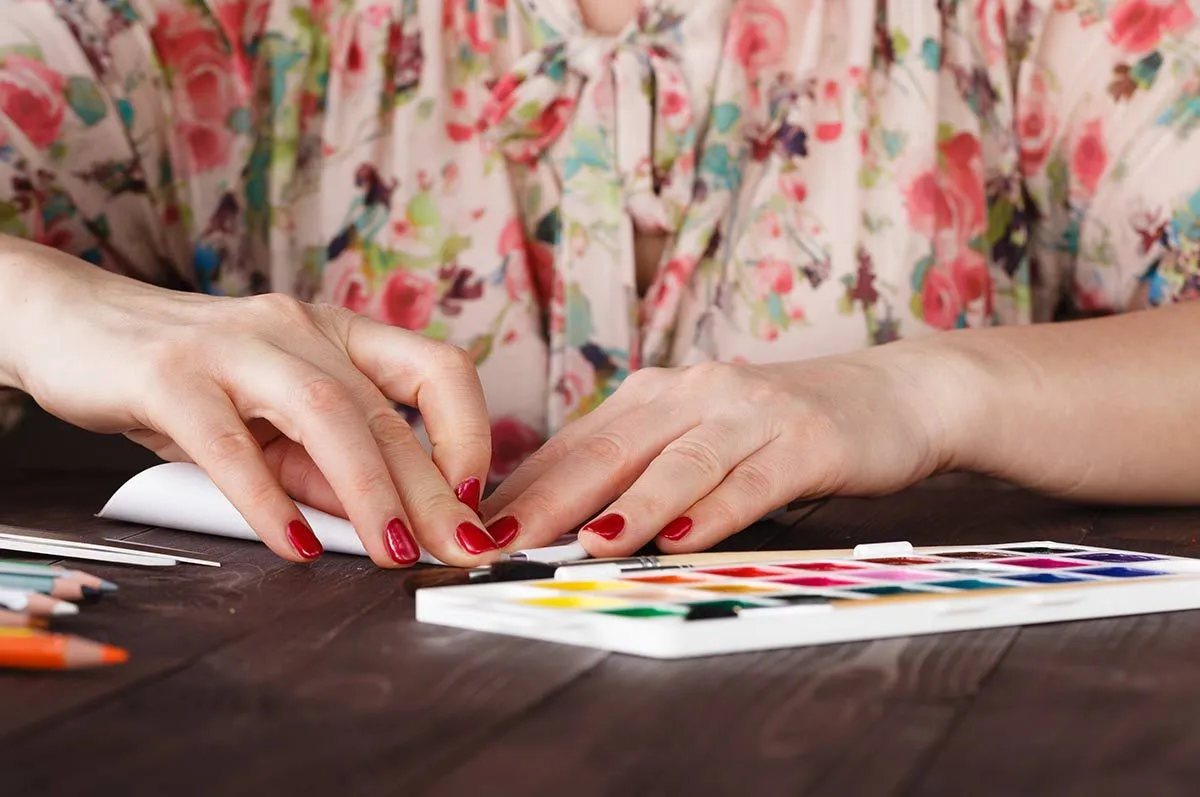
xmin=862 ymin=332 xmax=1007 ymax=477
xmin=0 ymin=236 xmax=70 ymax=392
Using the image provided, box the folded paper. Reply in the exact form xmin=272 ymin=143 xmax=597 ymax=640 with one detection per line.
xmin=99 ymin=462 xmax=586 ymax=565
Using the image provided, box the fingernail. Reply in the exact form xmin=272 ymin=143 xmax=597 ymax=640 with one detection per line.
xmin=286 ymin=519 xmax=323 ymax=561
xmin=455 ymin=478 xmax=481 ymax=512
xmin=384 ymin=518 xmax=420 ymax=566
xmin=455 ymin=521 xmax=498 ymax=555
xmin=581 ymin=513 xmax=625 ymax=540
xmin=487 ymin=515 xmax=520 ymax=548
xmin=658 ymin=517 xmax=693 ymax=541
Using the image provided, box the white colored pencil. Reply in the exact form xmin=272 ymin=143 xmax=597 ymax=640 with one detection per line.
xmin=0 ymin=586 xmax=78 ymax=616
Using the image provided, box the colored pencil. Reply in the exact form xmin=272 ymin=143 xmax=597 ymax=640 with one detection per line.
xmin=0 ymin=560 xmax=117 ymax=592
xmin=0 ymin=573 xmax=103 ymax=603
xmin=0 ymin=610 xmax=48 ymax=629
xmin=0 ymin=586 xmax=78 ymax=616
xmin=0 ymin=629 xmax=128 ymax=670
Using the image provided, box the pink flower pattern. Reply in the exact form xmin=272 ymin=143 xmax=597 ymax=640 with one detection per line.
xmin=2 ymin=0 xmax=1200 ymax=474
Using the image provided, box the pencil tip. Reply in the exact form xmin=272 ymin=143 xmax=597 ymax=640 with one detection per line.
xmin=98 ymin=580 xmax=118 ymax=593
xmin=100 ymin=645 xmax=129 ymax=665
xmin=52 ymin=603 xmax=79 ymax=616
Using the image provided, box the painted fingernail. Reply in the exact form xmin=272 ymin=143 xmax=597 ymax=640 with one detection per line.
xmin=286 ymin=519 xmax=323 ymax=561
xmin=658 ymin=517 xmax=693 ymax=541
xmin=384 ymin=518 xmax=420 ymax=566
xmin=456 ymin=522 xmax=498 ymax=555
xmin=455 ymin=478 xmax=481 ymax=512
xmin=487 ymin=515 xmax=520 ymax=548
xmin=581 ymin=513 xmax=625 ymax=540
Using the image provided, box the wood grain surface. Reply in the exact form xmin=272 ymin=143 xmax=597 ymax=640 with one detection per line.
xmin=0 ymin=470 xmax=1197 ymax=797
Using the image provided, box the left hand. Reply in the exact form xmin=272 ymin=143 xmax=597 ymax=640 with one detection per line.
xmin=480 ymin=349 xmax=973 ymax=556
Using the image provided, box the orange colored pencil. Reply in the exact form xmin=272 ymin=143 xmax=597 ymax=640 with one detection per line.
xmin=0 ymin=630 xmax=128 ymax=670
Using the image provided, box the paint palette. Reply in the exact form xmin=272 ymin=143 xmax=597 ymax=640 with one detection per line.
xmin=415 ymin=541 xmax=1200 ymax=659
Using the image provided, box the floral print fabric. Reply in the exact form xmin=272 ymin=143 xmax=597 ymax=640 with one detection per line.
xmin=2 ymin=0 xmax=1200 ymax=481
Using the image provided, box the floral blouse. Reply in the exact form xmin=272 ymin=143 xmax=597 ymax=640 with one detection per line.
xmin=1 ymin=0 xmax=1200 ymax=482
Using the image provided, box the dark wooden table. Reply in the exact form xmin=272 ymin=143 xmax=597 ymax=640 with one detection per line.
xmin=2 ymin=470 xmax=1200 ymax=797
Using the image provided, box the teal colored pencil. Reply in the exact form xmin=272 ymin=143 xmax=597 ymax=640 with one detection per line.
xmin=0 ymin=560 xmax=116 ymax=592
xmin=0 ymin=573 xmax=101 ymax=603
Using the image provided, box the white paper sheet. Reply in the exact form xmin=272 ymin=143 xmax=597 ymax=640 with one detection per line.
xmin=98 ymin=462 xmax=586 ymax=565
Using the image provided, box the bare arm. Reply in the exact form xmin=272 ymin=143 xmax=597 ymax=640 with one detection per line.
xmin=481 ymin=302 xmax=1200 ymax=558
xmin=928 ymin=301 xmax=1200 ymax=504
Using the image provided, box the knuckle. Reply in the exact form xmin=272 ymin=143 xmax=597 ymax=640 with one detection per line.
xmin=430 ymin=342 xmax=476 ymax=376
xmin=513 ymin=488 xmax=567 ymax=525
xmin=310 ymin=301 xmax=358 ymax=328
xmin=203 ymin=428 xmax=260 ymax=469
xmin=399 ymin=478 xmax=466 ymax=525
xmin=618 ymin=489 xmax=669 ymax=520
xmin=742 ymin=376 xmax=786 ymax=407
xmin=342 ymin=466 xmax=397 ymax=501
xmin=731 ymin=460 xmax=778 ymax=503
xmin=295 ymin=376 xmax=352 ymax=415
xmin=617 ymin=366 xmax=670 ymax=401
xmin=662 ymin=436 xmax=726 ymax=478
xmin=365 ymin=406 xmax=414 ymax=443
xmin=247 ymin=292 xmax=312 ymax=326
xmin=534 ymin=434 xmax=569 ymax=467
xmin=683 ymin=361 xmax=737 ymax=386
xmin=240 ymin=473 xmax=282 ymax=508
xmin=578 ymin=430 xmax=630 ymax=466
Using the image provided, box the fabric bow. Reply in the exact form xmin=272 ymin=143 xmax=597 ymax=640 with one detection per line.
xmin=478 ymin=12 xmax=696 ymax=235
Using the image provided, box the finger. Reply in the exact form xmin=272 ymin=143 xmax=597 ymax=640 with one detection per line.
xmin=343 ymin=314 xmax=491 ymax=510
xmin=147 ymin=385 xmax=321 ymax=564
xmin=655 ymin=446 xmax=805 ymax=553
xmin=261 ymin=437 xmax=345 ymax=518
xmin=268 ymin=324 xmax=501 ymax=567
xmin=364 ymin=404 xmax=502 ymax=566
xmin=222 ymin=349 xmax=425 ymax=568
xmin=574 ymin=422 xmax=769 ymax=558
xmin=479 ymin=367 xmax=675 ymax=518
xmin=478 ymin=403 xmax=617 ymax=519
xmin=480 ymin=402 xmax=694 ymax=551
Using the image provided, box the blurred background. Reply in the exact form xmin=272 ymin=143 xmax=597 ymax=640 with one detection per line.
xmin=0 ymin=403 xmax=158 ymax=471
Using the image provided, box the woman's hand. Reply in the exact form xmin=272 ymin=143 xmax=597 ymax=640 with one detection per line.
xmin=480 ymin=347 xmax=980 ymax=557
xmin=0 ymin=237 xmax=499 ymax=568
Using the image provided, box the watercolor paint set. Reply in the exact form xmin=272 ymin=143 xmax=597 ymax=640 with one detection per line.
xmin=415 ymin=540 xmax=1200 ymax=659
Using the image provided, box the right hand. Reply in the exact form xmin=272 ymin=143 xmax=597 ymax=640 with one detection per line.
xmin=0 ymin=237 xmax=500 ymax=568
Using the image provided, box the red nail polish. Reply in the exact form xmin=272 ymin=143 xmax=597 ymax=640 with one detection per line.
xmin=582 ymin=513 xmax=625 ymax=540
xmin=456 ymin=522 xmax=498 ymax=555
xmin=384 ymin=518 xmax=420 ymax=566
xmin=487 ymin=516 xmax=520 ymax=548
xmin=286 ymin=519 xmax=323 ymax=561
xmin=659 ymin=517 xmax=693 ymax=541
xmin=455 ymin=478 xmax=481 ymax=512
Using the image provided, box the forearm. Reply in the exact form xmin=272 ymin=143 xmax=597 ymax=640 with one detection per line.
xmin=0 ymin=234 xmax=121 ymax=393
xmin=909 ymin=303 xmax=1200 ymax=503
xmin=0 ymin=234 xmax=48 ymax=392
